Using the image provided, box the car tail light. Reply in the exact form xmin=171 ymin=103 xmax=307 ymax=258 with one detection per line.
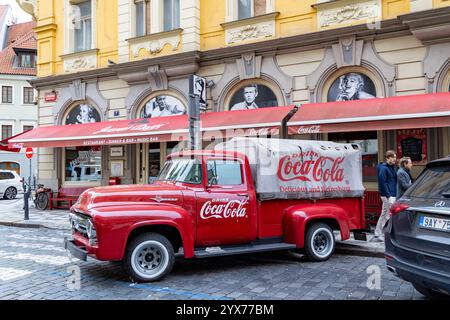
xmin=390 ymin=202 xmax=410 ymax=216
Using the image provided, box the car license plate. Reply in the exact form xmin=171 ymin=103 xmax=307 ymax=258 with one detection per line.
xmin=419 ymin=216 xmax=450 ymax=232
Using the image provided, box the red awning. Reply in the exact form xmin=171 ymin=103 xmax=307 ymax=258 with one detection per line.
xmin=9 ymin=115 xmax=190 ymax=148
xmin=200 ymin=106 xmax=293 ymax=140
xmin=9 ymin=106 xmax=294 ymax=148
xmin=288 ymin=92 xmax=450 ymax=134
xmin=0 ymin=133 xmax=23 ymax=152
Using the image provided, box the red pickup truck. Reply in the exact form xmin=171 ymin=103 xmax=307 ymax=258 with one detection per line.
xmin=65 ymin=138 xmax=366 ymax=282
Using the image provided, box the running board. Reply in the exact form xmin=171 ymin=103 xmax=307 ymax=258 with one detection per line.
xmin=194 ymin=242 xmax=296 ymax=258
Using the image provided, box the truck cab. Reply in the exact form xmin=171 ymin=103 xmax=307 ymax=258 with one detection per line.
xmin=65 ymin=138 xmax=366 ymax=282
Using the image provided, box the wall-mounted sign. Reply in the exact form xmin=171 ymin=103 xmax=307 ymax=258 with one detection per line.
xmin=44 ymin=92 xmax=57 ymax=102
xmin=327 ymin=73 xmax=376 ymax=102
xmin=140 ymin=96 xmax=186 ymax=118
xmin=66 ymin=104 xmax=101 ymax=124
xmin=110 ymin=146 xmax=124 ymax=157
xmin=190 ymin=75 xmax=207 ymax=112
xmin=110 ymin=160 xmax=124 ymax=177
xmin=397 ymin=129 xmax=427 ymax=164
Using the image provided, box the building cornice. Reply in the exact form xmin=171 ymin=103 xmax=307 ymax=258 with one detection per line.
xmin=30 ymin=7 xmax=450 ymax=88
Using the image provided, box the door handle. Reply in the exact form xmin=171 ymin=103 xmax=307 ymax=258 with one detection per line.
xmin=237 ymin=193 xmax=249 ymax=198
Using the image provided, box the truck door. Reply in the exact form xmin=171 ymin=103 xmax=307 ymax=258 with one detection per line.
xmin=196 ymin=157 xmax=256 ymax=247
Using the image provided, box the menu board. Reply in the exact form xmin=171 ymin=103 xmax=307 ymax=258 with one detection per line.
xmin=396 ymin=129 xmax=427 ymax=164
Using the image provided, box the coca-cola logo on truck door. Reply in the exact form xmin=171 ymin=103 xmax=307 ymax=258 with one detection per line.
xmin=277 ymin=151 xmax=345 ymax=183
xmin=200 ymin=199 xmax=248 ymax=220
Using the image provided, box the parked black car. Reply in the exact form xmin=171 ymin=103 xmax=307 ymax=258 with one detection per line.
xmin=385 ymin=156 xmax=450 ymax=299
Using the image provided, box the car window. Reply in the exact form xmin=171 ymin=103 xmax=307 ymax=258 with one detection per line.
xmin=404 ymin=165 xmax=450 ymax=199
xmin=0 ymin=172 xmax=6 ymax=180
xmin=207 ymin=160 xmax=242 ymax=186
xmin=6 ymin=172 xmax=14 ymax=179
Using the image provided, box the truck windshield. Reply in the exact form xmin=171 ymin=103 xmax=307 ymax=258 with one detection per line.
xmin=157 ymin=158 xmax=202 ymax=184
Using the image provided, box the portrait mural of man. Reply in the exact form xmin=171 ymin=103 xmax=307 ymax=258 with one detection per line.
xmin=229 ymin=84 xmax=278 ymax=111
xmin=141 ymin=95 xmax=187 ymax=118
xmin=65 ymin=104 xmax=101 ymax=125
xmin=327 ymin=73 xmax=376 ymax=102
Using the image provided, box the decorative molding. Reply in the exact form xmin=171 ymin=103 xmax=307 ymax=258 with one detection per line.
xmin=236 ymin=52 xmax=262 ymax=80
xmin=69 ymin=80 xmax=86 ymax=101
xmin=15 ymin=0 xmax=37 ymax=20
xmin=127 ymin=28 xmax=183 ymax=58
xmin=222 ymin=12 xmax=279 ymax=46
xmin=423 ymin=43 xmax=450 ymax=93
xmin=317 ymin=0 xmax=381 ymax=29
xmin=332 ymin=36 xmax=364 ymax=67
xmin=147 ymin=65 xmax=168 ymax=91
xmin=61 ymin=49 xmax=99 ymax=73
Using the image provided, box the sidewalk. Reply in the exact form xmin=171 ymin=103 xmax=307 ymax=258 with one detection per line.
xmin=0 ymin=196 xmax=70 ymax=230
xmin=0 ymin=196 xmax=384 ymax=257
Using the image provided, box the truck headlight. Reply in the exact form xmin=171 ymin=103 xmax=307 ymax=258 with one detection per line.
xmin=86 ymin=219 xmax=97 ymax=239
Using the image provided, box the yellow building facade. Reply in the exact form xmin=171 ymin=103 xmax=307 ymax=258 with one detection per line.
xmin=15 ymin=0 xmax=450 ymax=205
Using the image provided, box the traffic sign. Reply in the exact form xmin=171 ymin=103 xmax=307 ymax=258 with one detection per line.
xmin=25 ymin=148 xmax=33 ymax=159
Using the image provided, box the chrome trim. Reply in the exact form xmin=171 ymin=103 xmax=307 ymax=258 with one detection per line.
xmin=407 ymin=207 xmax=450 ymax=216
xmin=150 ymin=196 xmax=178 ymax=203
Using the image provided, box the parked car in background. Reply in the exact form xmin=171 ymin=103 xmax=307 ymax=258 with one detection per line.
xmin=385 ymin=156 xmax=450 ymax=299
xmin=0 ymin=170 xmax=23 ymax=200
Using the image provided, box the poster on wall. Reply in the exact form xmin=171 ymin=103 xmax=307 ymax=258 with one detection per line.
xmin=327 ymin=73 xmax=377 ymax=102
xmin=140 ymin=96 xmax=186 ymax=118
xmin=65 ymin=104 xmax=101 ymax=124
xmin=396 ymin=129 xmax=428 ymax=164
xmin=229 ymin=84 xmax=278 ymax=110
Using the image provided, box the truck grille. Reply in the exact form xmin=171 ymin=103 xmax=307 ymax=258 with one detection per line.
xmin=69 ymin=211 xmax=91 ymax=237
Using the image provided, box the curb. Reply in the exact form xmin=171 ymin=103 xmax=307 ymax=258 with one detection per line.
xmin=0 ymin=221 xmax=70 ymax=231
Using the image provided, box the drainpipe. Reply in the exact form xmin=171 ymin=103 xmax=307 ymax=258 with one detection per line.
xmin=281 ymin=104 xmax=300 ymax=139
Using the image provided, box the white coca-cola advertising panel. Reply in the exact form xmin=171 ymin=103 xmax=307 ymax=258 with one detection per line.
xmin=215 ymin=138 xmax=365 ymax=200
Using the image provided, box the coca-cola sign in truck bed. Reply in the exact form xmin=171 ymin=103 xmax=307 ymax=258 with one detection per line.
xmin=65 ymin=138 xmax=366 ymax=282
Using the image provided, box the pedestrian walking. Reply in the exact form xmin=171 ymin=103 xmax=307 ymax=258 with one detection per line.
xmin=372 ymin=150 xmax=397 ymax=242
xmin=397 ymin=157 xmax=413 ymax=198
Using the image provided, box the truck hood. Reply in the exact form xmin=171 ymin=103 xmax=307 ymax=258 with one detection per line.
xmin=72 ymin=182 xmax=185 ymax=213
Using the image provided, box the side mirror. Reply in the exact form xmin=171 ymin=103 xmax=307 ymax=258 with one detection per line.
xmin=207 ymin=175 xmax=218 ymax=187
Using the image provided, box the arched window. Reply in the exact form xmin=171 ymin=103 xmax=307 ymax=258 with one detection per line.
xmin=138 ymin=94 xmax=186 ymax=119
xmin=65 ymin=103 xmax=101 ymax=124
xmin=327 ymin=72 xmax=377 ymax=102
xmin=225 ymin=80 xmax=281 ymax=111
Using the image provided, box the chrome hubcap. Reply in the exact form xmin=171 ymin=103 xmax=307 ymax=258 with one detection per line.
xmin=131 ymin=240 xmax=168 ymax=279
xmin=5 ymin=188 xmax=16 ymax=199
xmin=312 ymin=229 xmax=333 ymax=258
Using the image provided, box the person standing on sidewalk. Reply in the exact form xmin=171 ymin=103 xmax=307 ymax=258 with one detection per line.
xmin=397 ymin=157 xmax=413 ymax=199
xmin=372 ymin=150 xmax=397 ymax=242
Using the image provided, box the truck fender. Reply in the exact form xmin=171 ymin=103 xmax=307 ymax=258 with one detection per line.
xmin=282 ymin=204 xmax=350 ymax=248
xmin=95 ymin=205 xmax=196 ymax=260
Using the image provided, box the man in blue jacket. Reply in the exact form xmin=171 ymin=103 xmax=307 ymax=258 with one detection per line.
xmin=372 ymin=150 xmax=397 ymax=242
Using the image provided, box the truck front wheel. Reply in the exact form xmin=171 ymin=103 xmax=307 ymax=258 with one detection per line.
xmin=304 ymin=223 xmax=335 ymax=262
xmin=124 ymin=233 xmax=175 ymax=282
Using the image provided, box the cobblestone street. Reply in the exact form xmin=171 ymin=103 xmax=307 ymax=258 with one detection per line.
xmin=0 ymin=225 xmax=425 ymax=300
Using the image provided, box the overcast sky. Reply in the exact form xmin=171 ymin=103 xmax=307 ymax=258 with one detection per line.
xmin=0 ymin=0 xmax=32 ymax=23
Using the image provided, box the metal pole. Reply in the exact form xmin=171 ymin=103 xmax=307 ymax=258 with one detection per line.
xmin=24 ymin=184 xmax=30 ymax=220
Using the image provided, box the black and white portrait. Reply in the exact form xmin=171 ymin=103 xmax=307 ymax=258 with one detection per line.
xmin=140 ymin=95 xmax=186 ymax=118
xmin=327 ymin=73 xmax=376 ymax=102
xmin=229 ymin=84 xmax=278 ymax=111
xmin=65 ymin=104 xmax=101 ymax=124
xmin=191 ymin=75 xmax=207 ymax=112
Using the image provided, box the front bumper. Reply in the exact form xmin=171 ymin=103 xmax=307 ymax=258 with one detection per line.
xmin=64 ymin=237 xmax=88 ymax=261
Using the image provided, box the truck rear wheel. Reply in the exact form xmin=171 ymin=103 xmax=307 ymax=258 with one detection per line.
xmin=124 ymin=232 xmax=174 ymax=282
xmin=304 ymin=222 xmax=335 ymax=262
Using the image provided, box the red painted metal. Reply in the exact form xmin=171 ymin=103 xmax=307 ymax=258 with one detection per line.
xmin=69 ymin=149 xmax=365 ymax=262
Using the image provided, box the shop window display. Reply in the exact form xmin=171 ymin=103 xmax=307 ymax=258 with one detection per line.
xmin=65 ymin=146 xmax=102 ymax=182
